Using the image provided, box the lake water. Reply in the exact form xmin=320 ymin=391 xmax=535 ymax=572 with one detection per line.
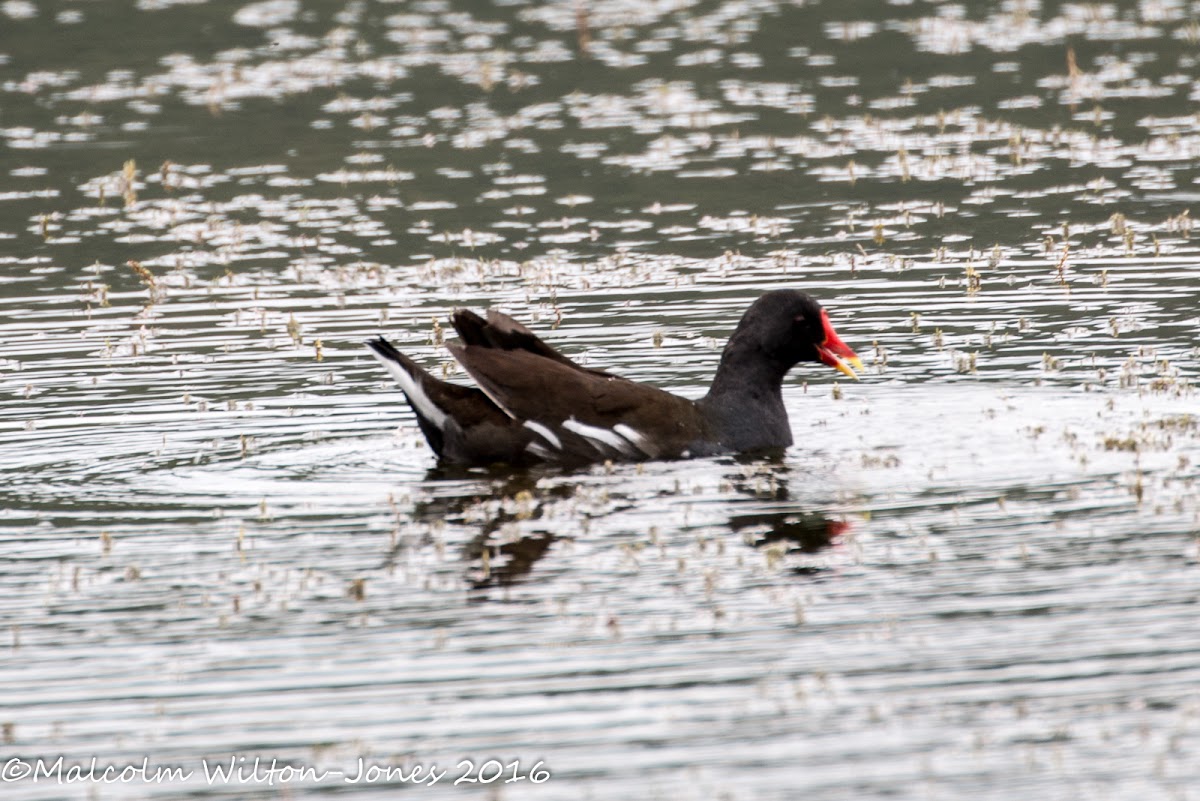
xmin=1 ymin=0 xmax=1198 ymax=799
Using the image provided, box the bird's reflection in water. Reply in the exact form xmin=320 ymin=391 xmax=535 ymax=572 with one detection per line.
xmin=728 ymin=510 xmax=850 ymax=576
xmin=394 ymin=467 xmax=577 ymax=591
xmin=724 ymin=461 xmax=851 ymax=574
xmin=397 ymin=461 xmax=849 ymax=591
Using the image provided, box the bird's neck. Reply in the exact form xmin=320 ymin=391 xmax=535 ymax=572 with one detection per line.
xmin=706 ymin=333 xmax=789 ymax=399
xmin=701 ymin=336 xmax=793 ymax=450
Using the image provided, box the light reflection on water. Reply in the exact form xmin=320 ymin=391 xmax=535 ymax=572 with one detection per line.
xmin=1 ymin=0 xmax=1199 ymax=798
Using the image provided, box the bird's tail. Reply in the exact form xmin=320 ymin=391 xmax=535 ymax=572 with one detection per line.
xmin=365 ymin=336 xmax=448 ymax=456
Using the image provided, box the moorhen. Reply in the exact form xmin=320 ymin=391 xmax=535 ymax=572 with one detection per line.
xmin=366 ymin=289 xmax=862 ymax=466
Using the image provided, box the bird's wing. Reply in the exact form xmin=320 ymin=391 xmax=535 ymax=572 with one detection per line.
xmin=451 ymin=309 xmax=617 ymax=378
xmin=447 ymin=344 xmax=705 ymax=461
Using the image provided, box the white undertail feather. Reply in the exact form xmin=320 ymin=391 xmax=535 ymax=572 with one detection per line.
xmin=563 ymin=418 xmax=637 ymax=457
xmin=369 ymin=350 xmax=448 ymax=431
xmin=523 ymin=420 xmax=562 ymax=450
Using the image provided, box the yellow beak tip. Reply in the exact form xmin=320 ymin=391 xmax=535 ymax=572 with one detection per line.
xmin=836 ymin=356 xmax=863 ymax=381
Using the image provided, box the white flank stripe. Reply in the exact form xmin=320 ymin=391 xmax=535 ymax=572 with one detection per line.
xmin=563 ymin=418 xmax=636 ymax=457
xmin=369 ymin=350 xmax=447 ymax=430
xmin=523 ymin=420 xmax=562 ymax=450
xmin=526 ymin=442 xmax=553 ymax=460
xmin=612 ymin=423 xmax=654 ymax=457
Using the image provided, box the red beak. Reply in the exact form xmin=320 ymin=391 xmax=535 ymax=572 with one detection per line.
xmin=815 ymin=310 xmax=863 ymax=380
